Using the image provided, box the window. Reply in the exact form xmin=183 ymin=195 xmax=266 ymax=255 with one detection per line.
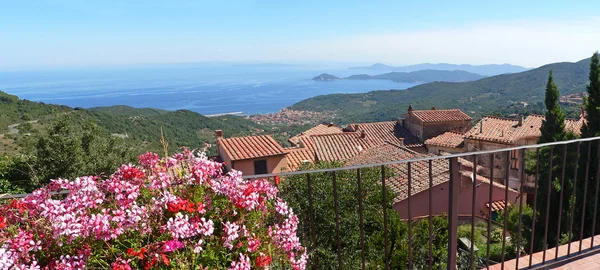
xmin=510 ymin=150 xmax=519 ymax=170
xmin=254 ymin=160 xmax=268 ymax=175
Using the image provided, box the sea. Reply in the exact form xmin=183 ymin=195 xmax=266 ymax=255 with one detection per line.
xmin=0 ymin=64 xmax=418 ymax=115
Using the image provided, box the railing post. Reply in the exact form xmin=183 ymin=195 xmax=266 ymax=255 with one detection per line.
xmin=448 ymin=157 xmax=460 ymax=270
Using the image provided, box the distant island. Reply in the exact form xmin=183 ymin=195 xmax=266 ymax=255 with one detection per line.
xmin=312 ymin=70 xmax=485 ymax=83
xmin=312 ymin=73 xmax=342 ymax=81
xmin=349 ymin=62 xmax=529 ymax=76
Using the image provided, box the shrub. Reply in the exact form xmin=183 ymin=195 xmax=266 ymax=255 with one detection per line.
xmin=0 ymin=149 xmax=306 ymax=269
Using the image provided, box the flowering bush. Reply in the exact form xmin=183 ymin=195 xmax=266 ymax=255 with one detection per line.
xmin=0 ymin=149 xmax=307 ymax=269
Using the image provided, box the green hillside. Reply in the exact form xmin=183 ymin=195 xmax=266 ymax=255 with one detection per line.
xmin=88 ymin=105 xmax=169 ymax=117
xmin=0 ymin=92 xmax=264 ymax=155
xmin=293 ymin=58 xmax=591 ymax=123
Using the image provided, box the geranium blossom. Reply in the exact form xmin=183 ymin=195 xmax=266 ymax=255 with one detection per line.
xmin=0 ymin=149 xmax=306 ymax=269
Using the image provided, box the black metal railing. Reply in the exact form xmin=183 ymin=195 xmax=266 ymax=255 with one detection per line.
xmin=3 ymin=136 xmax=600 ymax=269
xmin=242 ymin=136 xmax=600 ymax=269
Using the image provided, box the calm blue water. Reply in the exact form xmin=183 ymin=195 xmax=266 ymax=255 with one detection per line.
xmin=0 ymin=64 xmax=418 ymax=115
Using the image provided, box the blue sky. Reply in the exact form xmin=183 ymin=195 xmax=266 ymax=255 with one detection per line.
xmin=2 ymin=0 xmax=600 ymax=70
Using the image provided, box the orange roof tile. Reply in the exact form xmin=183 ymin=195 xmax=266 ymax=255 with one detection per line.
xmin=218 ymin=135 xmax=286 ymax=161
xmin=409 ymin=109 xmax=472 ymax=123
xmin=349 ymin=121 xmax=423 ymax=148
xmin=313 ymin=133 xmax=380 ymax=162
xmin=486 ymin=200 xmax=509 ymax=211
xmin=467 ymin=115 xmax=585 ymax=144
xmin=284 ymin=147 xmax=315 ymax=170
xmin=289 ymin=124 xmax=342 ymax=145
xmin=464 ymin=116 xmax=520 ymax=144
xmin=346 ymin=148 xmax=516 ymax=204
xmin=345 ymin=143 xmax=448 ymax=203
xmin=424 ymin=131 xmax=465 ymax=148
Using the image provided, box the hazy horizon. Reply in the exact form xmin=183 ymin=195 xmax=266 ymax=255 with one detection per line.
xmin=2 ymin=1 xmax=600 ymax=71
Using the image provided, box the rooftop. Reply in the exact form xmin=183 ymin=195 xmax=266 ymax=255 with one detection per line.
xmin=347 ymin=121 xmax=423 ymax=148
xmin=465 ymin=115 xmax=586 ymax=144
xmin=289 ymin=123 xmax=342 ymax=145
xmin=408 ymin=109 xmax=472 ymax=123
xmin=424 ymin=131 xmax=465 ymax=148
xmin=313 ymin=132 xmax=379 ymax=162
xmin=217 ymin=135 xmax=286 ymax=161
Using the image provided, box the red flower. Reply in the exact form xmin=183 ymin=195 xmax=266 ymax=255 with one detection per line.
xmin=274 ymin=175 xmax=280 ymax=186
xmin=121 ymin=167 xmax=145 ymax=180
xmin=243 ymin=186 xmax=256 ymax=196
xmin=10 ymin=200 xmax=26 ymax=214
xmin=0 ymin=216 xmax=6 ymax=229
xmin=255 ymin=255 xmax=272 ymax=267
xmin=167 ymin=202 xmax=180 ymax=213
xmin=185 ymin=200 xmax=195 ymax=213
xmin=127 ymin=247 xmax=146 ymax=259
xmin=160 ymin=254 xmax=170 ymax=266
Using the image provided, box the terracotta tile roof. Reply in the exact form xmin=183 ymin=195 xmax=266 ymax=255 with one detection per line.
xmin=346 ymin=147 xmax=516 ymax=204
xmin=313 ymin=133 xmax=380 ymax=162
xmin=289 ymin=124 xmax=342 ymax=145
xmin=345 ymin=141 xmax=419 ymax=166
xmin=486 ymin=200 xmax=509 ymax=211
xmin=218 ymin=135 xmax=286 ymax=161
xmin=349 ymin=121 xmax=423 ymax=148
xmin=467 ymin=115 xmax=585 ymax=144
xmin=284 ymin=147 xmax=314 ymax=170
xmin=409 ymin=109 xmax=472 ymax=123
xmin=424 ymin=131 xmax=465 ymax=148
xmin=565 ymin=117 xmax=585 ymax=135
xmin=344 ymin=143 xmax=447 ymax=203
xmin=464 ymin=116 xmax=520 ymax=144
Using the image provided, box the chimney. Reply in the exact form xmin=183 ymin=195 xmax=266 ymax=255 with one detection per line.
xmin=479 ymin=120 xmax=483 ymax=134
xmin=215 ymin=130 xmax=223 ymax=140
xmin=328 ymin=122 xmax=334 ymax=127
xmin=431 ymin=107 xmax=436 ymax=110
xmin=408 ymin=104 xmax=414 ymax=112
xmin=360 ymin=130 xmax=367 ymax=138
xmin=396 ymin=118 xmax=403 ymax=126
xmin=518 ymin=116 xmax=524 ymax=126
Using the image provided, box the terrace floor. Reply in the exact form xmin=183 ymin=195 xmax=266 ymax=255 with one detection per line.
xmin=487 ymin=235 xmax=600 ymax=269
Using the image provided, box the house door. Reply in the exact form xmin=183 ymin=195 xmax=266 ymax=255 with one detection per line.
xmin=254 ymin=160 xmax=268 ymax=175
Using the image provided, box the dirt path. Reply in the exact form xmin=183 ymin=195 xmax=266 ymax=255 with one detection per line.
xmin=6 ymin=120 xmax=39 ymax=135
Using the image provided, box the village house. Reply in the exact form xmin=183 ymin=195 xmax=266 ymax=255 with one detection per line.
xmin=402 ymin=106 xmax=472 ymax=141
xmin=461 ymin=113 xmax=585 ymax=191
xmin=424 ymin=131 xmax=465 ymax=154
xmin=215 ymin=130 xmax=288 ymax=175
xmin=344 ymin=141 xmax=519 ymax=220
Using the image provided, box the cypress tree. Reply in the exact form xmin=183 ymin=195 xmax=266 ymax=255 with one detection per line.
xmin=539 ymin=70 xmax=567 ymax=143
xmin=532 ymin=70 xmax=569 ymax=250
xmin=576 ymin=52 xmax=600 ymax=240
xmin=582 ymin=52 xmax=600 ymax=137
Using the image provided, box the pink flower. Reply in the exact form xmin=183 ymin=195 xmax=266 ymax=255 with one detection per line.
xmin=162 ymin=240 xmax=184 ymax=252
xmin=223 ymin=221 xmax=240 ymax=249
xmin=228 ymin=253 xmax=251 ymax=270
xmin=193 ymin=239 xmax=204 ymax=254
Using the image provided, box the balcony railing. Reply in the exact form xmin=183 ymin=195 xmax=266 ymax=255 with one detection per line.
xmin=2 ymin=136 xmax=599 ymax=269
xmin=244 ymin=136 xmax=600 ymax=269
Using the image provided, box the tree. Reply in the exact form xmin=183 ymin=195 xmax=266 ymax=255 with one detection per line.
xmin=32 ymin=118 xmax=137 ymax=186
xmin=531 ymin=70 xmax=572 ymax=250
xmin=575 ymin=52 xmax=600 ymax=240
xmin=539 ymin=70 xmax=567 ymax=144
xmin=34 ymin=119 xmax=84 ymax=183
xmin=582 ymin=52 xmax=600 ymax=138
